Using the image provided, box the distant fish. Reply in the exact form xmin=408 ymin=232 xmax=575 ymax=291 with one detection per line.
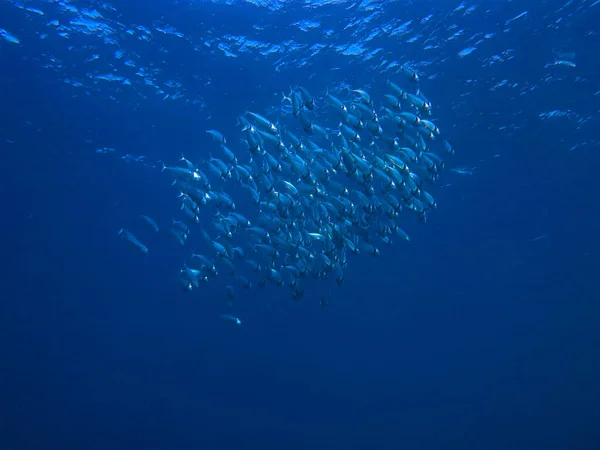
xmin=545 ymin=60 xmax=576 ymax=68
xmin=505 ymin=10 xmax=528 ymax=26
xmin=141 ymin=215 xmax=159 ymax=232
xmin=118 ymin=228 xmax=149 ymax=255
xmin=451 ymin=167 xmax=476 ymax=175
xmin=401 ymin=64 xmax=419 ymax=83
xmin=531 ymin=234 xmax=549 ymax=242
xmin=0 ymin=28 xmax=20 ymax=44
xmin=206 ymin=129 xmax=226 ymax=144
xmin=219 ymin=313 xmax=241 ymax=325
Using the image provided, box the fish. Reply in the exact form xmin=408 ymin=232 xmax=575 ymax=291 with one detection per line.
xmin=545 ymin=60 xmax=576 ymax=68
xmin=226 ymin=285 xmax=235 ymax=301
xmin=326 ymin=90 xmax=348 ymax=116
xmin=117 ymin=228 xmax=149 ymax=255
xmin=219 ymin=313 xmax=242 ymax=325
xmin=246 ymin=111 xmax=278 ymax=135
xmin=153 ymin=76 xmax=457 ymax=306
xmin=350 ymin=88 xmax=373 ymax=106
xmin=0 ymin=28 xmax=20 ymax=45
xmin=401 ymin=65 xmax=419 ymax=83
xmin=451 ymin=167 xmax=476 ymax=175
xmin=206 ymin=129 xmax=226 ymax=144
xmin=160 ymin=162 xmax=199 ymax=180
xmin=295 ymin=86 xmax=315 ymax=110
xmin=141 ymin=215 xmax=159 ymax=232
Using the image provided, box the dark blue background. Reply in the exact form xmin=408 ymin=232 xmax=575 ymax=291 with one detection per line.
xmin=1 ymin=1 xmax=599 ymax=449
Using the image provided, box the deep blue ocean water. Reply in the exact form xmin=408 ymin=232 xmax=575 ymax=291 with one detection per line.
xmin=1 ymin=1 xmax=600 ymax=449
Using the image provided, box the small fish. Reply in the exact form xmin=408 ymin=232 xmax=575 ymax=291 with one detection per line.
xmin=326 ymin=90 xmax=348 ymax=115
xmin=246 ymin=111 xmax=278 ymax=135
xmin=545 ymin=60 xmax=576 ymax=68
xmin=350 ymin=88 xmax=373 ymax=106
xmin=206 ymin=129 xmax=226 ymax=144
xmin=451 ymin=167 xmax=476 ymax=176
xmin=140 ymin=215 xmax=159 ymax=232
xmin=118 ymin=228 xmax=149 ymax=255
xmin=0 ymin=28 xmax=20 ymax=44
xmin=295 ymin=86 xmax=314 ymax=110
xmin=531 ymin=234 xmax=549 ymax=242
xmin=160 ymin=162 xmax=198 ymax=180
xmin=226 ymin=285 xmax=235 ymax=301
xmin=401 ymin=64 xmax=419 ymax=83
xmin=219 ymin=313 xmax=241 ymax=325
xmin=442 ymin=140 xmax=455 ymax=155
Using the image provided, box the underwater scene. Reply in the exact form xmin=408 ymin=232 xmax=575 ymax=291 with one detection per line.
xmin=1 ymin=0 xmax=599 ymax=449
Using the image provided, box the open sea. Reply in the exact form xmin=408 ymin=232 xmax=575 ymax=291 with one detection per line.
xmin=1 ymin=0 xmax=599 ymax=449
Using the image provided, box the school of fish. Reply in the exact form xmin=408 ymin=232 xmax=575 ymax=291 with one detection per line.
xmin=120 ymin=67 xmax=454 ymax=315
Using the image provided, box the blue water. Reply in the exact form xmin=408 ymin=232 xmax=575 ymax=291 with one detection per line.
xmin=1 ymin=0 xmax=600 ymax=449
